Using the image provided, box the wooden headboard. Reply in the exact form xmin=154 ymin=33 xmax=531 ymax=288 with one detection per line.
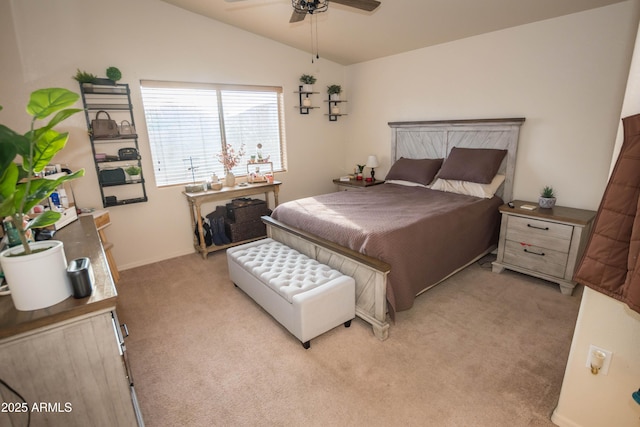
xmin=388 ymin=118 xmax=525 ymax=202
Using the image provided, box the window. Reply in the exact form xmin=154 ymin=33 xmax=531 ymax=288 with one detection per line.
xmin=140 ymin=80 xmax=286 ymax=187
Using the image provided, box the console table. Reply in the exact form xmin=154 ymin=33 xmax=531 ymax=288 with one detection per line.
xmin=184 ymin=181 xmax=281 ymax=259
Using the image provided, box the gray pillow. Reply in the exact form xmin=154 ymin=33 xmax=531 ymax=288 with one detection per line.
xmin=385 ymin=157 xmax=444 ymax=186
xmin=437 ymin=147 xmax=507 ymax=184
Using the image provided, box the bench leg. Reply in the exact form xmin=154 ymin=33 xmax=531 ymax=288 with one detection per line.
xmin=344 ymin=320 xmax=352 ymax=328
xmin=302 ymin=341 xmax=310 ymax=349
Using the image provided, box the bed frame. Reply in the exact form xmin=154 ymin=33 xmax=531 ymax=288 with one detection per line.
xmin=263 ymin=118 xmax=525 ymax=340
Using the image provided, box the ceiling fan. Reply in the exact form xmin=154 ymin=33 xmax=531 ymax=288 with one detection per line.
xmin=289 ymin=0 xmax=381 ymax=23
xmin=226 ymin=0 xmax=381 ymax=23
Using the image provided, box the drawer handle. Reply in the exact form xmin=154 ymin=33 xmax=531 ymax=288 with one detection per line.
xmin=527 ymin=224 xmax=549 ymax=231
xmin=524 ymin=248 xmax=545 ymax=256
xmin=120 ymin=323 xmax=129 ymax=338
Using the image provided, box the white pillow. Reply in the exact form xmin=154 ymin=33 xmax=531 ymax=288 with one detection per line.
xmin=385 ymin=179 xmax=430 ymax=188
xmin=430 ymin=174 xmax=505 ymax=199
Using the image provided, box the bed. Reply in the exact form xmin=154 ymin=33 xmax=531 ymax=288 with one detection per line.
xmin=263 ymin=118 xmax=525 ymax=340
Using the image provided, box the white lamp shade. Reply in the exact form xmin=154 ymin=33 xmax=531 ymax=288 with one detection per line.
xmin=366 ymin=155 xmax=379 ymax=168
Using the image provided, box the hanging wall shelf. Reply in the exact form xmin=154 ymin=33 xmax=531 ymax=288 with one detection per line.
xmin=325 ymin=99 xmax=347 ymax=121
xmin=295 ymin=85 xmax=319 ymax=114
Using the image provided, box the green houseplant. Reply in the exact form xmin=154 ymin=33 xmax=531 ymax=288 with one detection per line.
xmin=125 ymin=165 xmax=141 ymax=180
xmin=106 ymin=66 xmax=122 ymax=83
xmin=299 ymin=74 xmax=317 ymax=93
xmin=327 ymin=84 xmax=342 ymax=99
xmin=73 ymin=69 xmax=98 ymax=84
xmin=0 ymin=87 xmax=85 ymax=310
xmin=539 ymin=186 xmax=556 ymax=208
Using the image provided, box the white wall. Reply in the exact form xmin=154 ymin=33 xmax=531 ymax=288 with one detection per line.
xmin=1 ymin=0 xmax=347 ymax=269
xmin=2 ymin=0 xmax=639 ymax=272
xmin=344 ymin=2 xmax=639 ymax=211
xmin=552 ymin=10 xmax=640 ymax=427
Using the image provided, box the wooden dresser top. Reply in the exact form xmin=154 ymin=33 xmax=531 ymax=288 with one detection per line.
xmin=0 ymin=215 xmax=117 ymax=341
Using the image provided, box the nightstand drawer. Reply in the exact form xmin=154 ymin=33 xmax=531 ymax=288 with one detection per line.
xmin=505 ymin=215 xmax=573 ymax=253
xmin=503 ymin=240 xmax=568 ymax=278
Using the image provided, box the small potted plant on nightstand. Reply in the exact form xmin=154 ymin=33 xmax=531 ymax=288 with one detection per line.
xmin=299 ymin=74 xmax=316 ymax=93
xmin=539 ymin=186 xmax=556 ymax=208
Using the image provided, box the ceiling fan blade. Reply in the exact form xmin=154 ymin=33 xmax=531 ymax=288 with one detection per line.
xmin=289 ymin=10 xmax=307 ymax=23
xmin=331 ymin=0 xmax=380 ymax=12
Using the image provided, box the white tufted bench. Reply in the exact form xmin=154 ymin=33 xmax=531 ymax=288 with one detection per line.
xmin=226 ymin=238 xmax=355 ymax=349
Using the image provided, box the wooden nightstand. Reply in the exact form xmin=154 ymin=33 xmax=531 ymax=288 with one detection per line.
xmin=333 ymin=178 xmax=385 ymax=191
xmin=492 ymin=200 xmax=596 ymax=295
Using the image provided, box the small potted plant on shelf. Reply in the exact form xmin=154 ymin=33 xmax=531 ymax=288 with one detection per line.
xmin=0 ymin=87 xmax=85 ymax=311
xmin=299 ymin=74 xmax=317 ymax=93
xmin=539 ymin=186 xmax=556 ymax=209
xmin=106 ymin=66 xmax=122 ymax=83
xmin=125 ymin=165 xmax=141 ymax=181
xmin=327 ymin=84 xmax=342 ymax=101
xmin=73 ymin=69 xmax=98 ymax=88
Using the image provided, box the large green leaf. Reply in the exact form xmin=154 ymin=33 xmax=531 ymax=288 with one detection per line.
xmin=0 ymin=162 xmax=18 ymax=202
xmin=21 ymin=129 xmax=69 ymax=173
xmin=0 ymin=191 xmax=16 ymax=218
xmin=28 ymin=210 xmax=61 ymax=230
xmin=17 ymin=169 xmax=84 ymax=214
xmin=0 ymin=137 xmax=18 ymax=180
xmin=26 ymin=88 xmax=80 ymax=119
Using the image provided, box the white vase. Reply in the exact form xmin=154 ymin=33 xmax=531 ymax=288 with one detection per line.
xmin=330 ymin=93 xmax=340 ymax=101
xmin=225 ymin=172 xmax=236 ymax=187
xmin=302 ymin=84 xmax=313 ymax=93
xmin=0 ymin=240 xmax=72 ymax=311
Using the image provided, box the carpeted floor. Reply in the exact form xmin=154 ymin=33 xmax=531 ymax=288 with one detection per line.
xmin=115 ymin=251 xmax=582 ymax=427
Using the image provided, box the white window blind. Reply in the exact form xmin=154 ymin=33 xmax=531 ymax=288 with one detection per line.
xmin=140 ymin=81 xmax=286 ymax=187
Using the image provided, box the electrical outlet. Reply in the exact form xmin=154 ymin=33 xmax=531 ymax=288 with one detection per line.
xmin=585 ymin=344 xmax=613 ymax=375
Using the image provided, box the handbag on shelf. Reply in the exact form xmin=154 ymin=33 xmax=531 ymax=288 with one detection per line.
xmin=118 ymin=147 xmax=139 ymax=160
xmin=99 ymin=168 xmax=126 ymax=185
xmin=118 ymin=120 xmax=137 ymax=136
xmin=91 ymin=110 xmax=119 ymax=138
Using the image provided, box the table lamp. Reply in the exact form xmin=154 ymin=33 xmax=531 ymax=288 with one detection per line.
xmin=366 ymin=155 xmax=379 ymax=181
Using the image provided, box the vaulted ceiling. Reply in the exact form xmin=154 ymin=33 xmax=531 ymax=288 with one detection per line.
xmin=160 ymin=0 xmax=627 ymax=65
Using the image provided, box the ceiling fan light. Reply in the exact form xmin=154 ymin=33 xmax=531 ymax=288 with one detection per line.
xmin=292 ymin=0 xmax=328 ymax=15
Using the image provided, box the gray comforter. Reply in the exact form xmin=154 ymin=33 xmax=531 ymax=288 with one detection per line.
xmin=271 ymin=183 xmax=502 ymax=314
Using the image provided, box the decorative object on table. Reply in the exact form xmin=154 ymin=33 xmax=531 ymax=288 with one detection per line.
xmin=105 ymin=66 xmax=122 ymax=83
xmin=217 ymin=143 xmax=245 ymax=187
xmin=299 ymin=74 xmax=316 ymax=93
xmin=0 ymin=87 xmax=85 ymax=311
xmin=125 ymin=165 xmax=142 ymax=181
xmin=91 ymin=110 xmax=119 ymax=138
xmin=327 ymin=84 xmax=342 ymax=101
xmin=539 ymin=185 xmax=556 ymax=208
xmin=356 ymin=164 xmax=365 ymax=180
xmin=66 ymin=257 xmax=94 ymax=298
xmin=118 ymin=120 xmax=136 ymax=136
xmin=366 ymin=155 xmax=379 ymax=181
xmin=209 ymin=173 xmax=222 ymax=190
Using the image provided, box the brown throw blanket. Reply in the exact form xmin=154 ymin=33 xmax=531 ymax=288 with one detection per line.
xmin=271 ymin=184 xmax=502 ymax=314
